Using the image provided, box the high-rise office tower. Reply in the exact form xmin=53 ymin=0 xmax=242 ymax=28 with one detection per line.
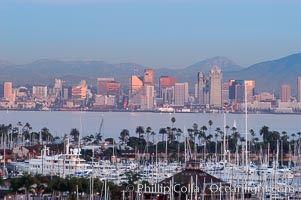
xmin=159 ymin=76 xmax=177 ymax=98
xmin=197 ymin=72 xmax=205 ymax=105
xmin=221 ymin=82 xmax=229 ymax=104
xmin=209 ymin=67 xmax=222 ymax=107
xmin=72 ymin=80 xmax=87 ymax=100
xmin=174 ymin=82 xmax=189 ymax=106
xmin=97 ymin=78 xmax=120 ymax=96
xmin=162 ymin=87 xmax=174 ymax=105
xmin=53 ymin=79 xmax=63 ymax=98
xmin=298 ymin=77 xmax=301 ymax=102
xmin=4 ymin=82 xmax=12 ymax=100
xmin=32 ymin=86 xmax=48 ymax=99
xmin=281 ymin=84 xmax=291 ymax=102
xmin=131 ymin=75 xmax=143 ymax=94
xmin=244 ymin=80 xmax=255 ymax=102
xmin=229 ymin=80 xmax=255 ymax=103
xmin=143 ymin=69 xmax=155 ymax=86
xmin=97 ymin=78 xmax=114 ymax=94
xmin=141 ymin=85 xmax=155 ymax=110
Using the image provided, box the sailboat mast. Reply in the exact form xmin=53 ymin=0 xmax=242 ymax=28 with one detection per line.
xmin=245 ymin=83 xmax=248 ymax=167
xmin=223 ymin=112 xmax=226 ymax=162
xmin=79 ymin=112 xmax=82 ymax=149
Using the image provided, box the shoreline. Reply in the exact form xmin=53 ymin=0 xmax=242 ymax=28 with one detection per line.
xmin=2 ymin=108 xmax=301 ymax=115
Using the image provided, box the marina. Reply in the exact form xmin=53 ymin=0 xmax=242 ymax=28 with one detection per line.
xmin=1 ymin=110 xmax=301 ymax=199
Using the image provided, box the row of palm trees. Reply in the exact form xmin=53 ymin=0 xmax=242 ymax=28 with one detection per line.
xmin=113 ymin=118 xmax=301 ymax=159
xmin=0 ymin=122 xmax=54 ymax=148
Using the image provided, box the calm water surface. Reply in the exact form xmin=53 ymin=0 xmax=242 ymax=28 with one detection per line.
xmin=0 ymin=111 xmax=301 ymax=140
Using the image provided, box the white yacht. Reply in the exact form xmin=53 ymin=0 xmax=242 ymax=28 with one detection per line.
xmin=11 ymin=139 xmax=92 ymax=178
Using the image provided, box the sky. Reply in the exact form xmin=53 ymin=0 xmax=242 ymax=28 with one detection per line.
xmin=0 ymin=0 xmax=301 ymax=68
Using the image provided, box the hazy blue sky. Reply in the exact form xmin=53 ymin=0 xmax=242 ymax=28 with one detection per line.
xmin=1 ymin=0 xmax=301 ymax=68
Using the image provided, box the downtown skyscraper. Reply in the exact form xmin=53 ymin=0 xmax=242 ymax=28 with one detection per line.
xmin=209 ymin=66 xmax=222 ymax=107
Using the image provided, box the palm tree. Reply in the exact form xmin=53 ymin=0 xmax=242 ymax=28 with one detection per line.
xmin=187 ymin=128 xmax=194 ymax=142
xmin=292 ymin=133 xmax=296 ymax=142
xmin=146 ymin=126 xmax=152 ymax=145
xmin=17 ymin=121 xmax=22 ymax=145
xmin=70 ymin=128 xmax=80 ymax=143
xmin=208 ymin=120 xmax=213 ymax=137
xmin=30 ymin=132 xmax=39 ymax=145
xmin=297 ymin=132 xmax=301 ymax=143
xmin=159 ymin=128 xmax=167 ymax=142
xmin=260 ymin=126 xmax=270 ymax=143
xmin=159 ymin=127 xmax=167 ymax=160
xmin=171 ymin=117 xmax=176 ymax=128
xmin=249 ymin=129 xmax=255 ymax=152
xmin=135 ymin=126 xmax=145 ymax=139
xmin=22 ymin=122 xmax=32 ymax=145
xmin=166 ymin=126 xmax=175 ymax=143
xmin=119 ymin=129 xmax=130 ymax=146
xmin=232 ymin=131 xmax=241 ymax=153
xmin=225 ymin=125 xmax=230 ymax=151
xmin=40 ymin=127 xmax=53 ymax=144
xmin=214 ymin=127 xmax=221 ymax=158
xmin=199 ymin=125 xmax=207 ymax=158
xmin=192 ymin=123 xmax=198 ymax=157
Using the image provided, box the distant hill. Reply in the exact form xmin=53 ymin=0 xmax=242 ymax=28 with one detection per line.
xmin=1 ymin=54 xmax=301 ymax=95
xmin=223 ymin=53 xmax=301 ymax=94
xmin=0 ymin=57 xmax=242 ymax=89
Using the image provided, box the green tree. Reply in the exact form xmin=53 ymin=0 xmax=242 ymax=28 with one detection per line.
xmin=119 ymin=129 xmax=130 ymax=145
xmin=135 ymin=126 xmax=145 ymax=139
xmin=40 ymin=127 xmax=53 ymax=144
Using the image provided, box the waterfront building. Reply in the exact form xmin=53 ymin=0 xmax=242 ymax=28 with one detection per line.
xmin=97 ymin=78 xmax=120 ymax=96
xmin=93 ymin=94 xmax=116 ymax=109
xmin=244 ymin=80 xmax=255 ymax=102
xmin=63 ymin=88 xmax=69 ymax=100
xmin=140 ymin=85 xmax=155 ymax=110
xmin=281 ymin=84 xmax=291 ymax=102
xmin=32 ymin=85 xmax=48 ymax=99
xmin=143 ymin=69 xmax=155 ymax=86
xmin=161 ymin=87 xmax=174 ymax=105
xmin=72 ymin=80 xmax=87 ymax=106
xmin=131 ymin=75 xmax=143 ymax=94
xmin=159 ymin=76 xmax=177 ymax=98
xmin=229 ymin=80 xmax=255 ymax=103
xmin=194 ymin=83 xmax=198 ymax=102
xmin=255 ymin=92 xmax=275 ymax=102
xmin=4 ymin=82 xmax=13 ymax=101
xmin=235 ymin=84 xmax=245 ymax=103
xmin=298 ymin=77 xmax=301 ymax=102
xmin=174 ymin=82 xmax=189 ymax=106
xmin=53 ymin=78 xmax=63 ymax=98
xmin=96 ymin=78 xmax=121 ymax=107
xmin=197 ymin=72 xmax=205 ymax=105
xmin=209 ymin=66 xmax=222 ymax=107
xmin=16 ymin=86 xmax=29 ymax=100
xmin=221 ymin=82 xmax=229 ymax=104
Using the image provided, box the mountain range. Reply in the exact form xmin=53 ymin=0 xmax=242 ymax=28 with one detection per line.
xmin=1 ymin=53 xmax=301 ymax=94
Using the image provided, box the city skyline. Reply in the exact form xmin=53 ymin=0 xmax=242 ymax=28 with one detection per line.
xmin=1 ymin=0 xmax=301 ymax=68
